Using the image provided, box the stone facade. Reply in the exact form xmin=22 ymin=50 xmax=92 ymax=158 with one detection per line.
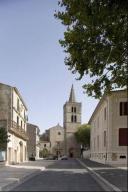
xmin=39 ymin=141 xmax=51 ymax=153
xmin=49 ymin=124 xmax=64 ymax=156
xmin=27 ymin=123 xmax=40 ymax=160
xmin=0 ymin=83 xmax=28 ymax=164
xmin=89 ymin=89 xmax=128 ymax=165
xmin=63 ymin=85 xmax=81 ymax=157
xmin=39 ymin=124 xmax=64 ymax=156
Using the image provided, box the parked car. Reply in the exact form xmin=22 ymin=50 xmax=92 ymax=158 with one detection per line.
xmin=45 ymin=155 xmax=58 ymax=160
xmin=29 ymin=156 xmax=35 ymax=161
xmin=60 ymin=155 xmax=68 ymax=160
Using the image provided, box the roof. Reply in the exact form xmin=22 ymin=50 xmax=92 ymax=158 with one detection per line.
xmin=69 ymin=84 xmax=76 ymax=102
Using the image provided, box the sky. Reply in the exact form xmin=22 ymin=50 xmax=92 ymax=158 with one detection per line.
xmin=0 ymin=0 xmax=99 ymax=133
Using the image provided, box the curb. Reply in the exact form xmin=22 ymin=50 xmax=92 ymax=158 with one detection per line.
xmin=77 ymin=159 xmax=121 ymax=192
xmin=1 ymin=167 xmax=45 ymax=191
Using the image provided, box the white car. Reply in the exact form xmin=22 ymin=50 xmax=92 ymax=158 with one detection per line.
xmin=60 ymin=155 xmax=68 ymax=160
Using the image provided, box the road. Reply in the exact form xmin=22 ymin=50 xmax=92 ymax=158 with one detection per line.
xmin=11 ymin=159 xmax=104 ymax=191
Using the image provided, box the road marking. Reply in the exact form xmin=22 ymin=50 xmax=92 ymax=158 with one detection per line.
xmin=45 ymin=168 xmax=88 ymax=173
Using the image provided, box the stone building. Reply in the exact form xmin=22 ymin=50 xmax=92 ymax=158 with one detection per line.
xmin=49 ymin=124 xmax=64 ymax=156
xmin=63 ymin=85 xmax=82 ymax=157
xmin=89 ymin=89 xmax=128 ymax=165
xmin=39 ymin=124 xmax=64 ymax=156
xmin=27 ymin=123 xmax=40 ymax=160
xmin=0 ymin=83 xmax=28 ymax=164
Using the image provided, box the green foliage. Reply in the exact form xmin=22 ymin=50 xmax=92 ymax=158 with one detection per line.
xmin=0 ymin=127 xmax=9 ymax=150
xmin=75 ymin=124 xmax=90 ymax=148
xmin=39 ymin=148 xmax=49 ymax=158
xmin=55 ymin=0 xmax=128 ymax=98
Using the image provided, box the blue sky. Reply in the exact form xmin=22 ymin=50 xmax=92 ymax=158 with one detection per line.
xmin=0 ymin=0 xmax=98 ymax=133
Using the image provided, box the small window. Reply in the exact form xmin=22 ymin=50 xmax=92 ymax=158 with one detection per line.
xmin=21 ymin=120 xmax=22 ymax=128
xmin=44 ymin=144 xmax=46 ymax=147
xmin=74 ymin=107 xmax=76 ymax=113
xmin=119 ymin=128 xmax=128 ymax=146
xmin=71 ymin=107 xmax=76 ymax=113
xmin=120 ymin=155 xmax=126 ymax=159
xmin=120 ymin=102 xmax=128 ymax=116
xmin=74 ymin=115 xmax=77 ymax=122
xmin=17 ymin=98 xmax=20 ymax=111
xmin=71 ymin=115 xmax=74 ymax=122
xmin=104 ymin=131 xmax=106 ymax=147
xmin=17 ymin=116 xmax=19 ymax=126
xmin=104 ymin=107 xmax=106 ymax=120
xmin=58 ymin=132 xmax=61 ymax=135
xmin=97 ymin=135 xmax=99 ymax=149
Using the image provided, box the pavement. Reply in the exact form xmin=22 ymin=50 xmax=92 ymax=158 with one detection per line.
xmin=0 ymin=158 xmax=127 ymax=191
xmin=77 ymin=158 xmax=128 ymax=192
xmin=0 ymin=163 xmax=43 ymax=191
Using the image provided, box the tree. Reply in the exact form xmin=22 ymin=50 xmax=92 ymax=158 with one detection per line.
xmin=75 ymin=124 xmax=90 ymax=148
xmin=55 ymin=0 xmax=128 ymax=98
xmin=0 ymin=128 xmax=9 ymax=151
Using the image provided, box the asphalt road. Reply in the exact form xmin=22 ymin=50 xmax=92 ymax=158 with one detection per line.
xmin=11 ymin=159 xmax=104 ymax=191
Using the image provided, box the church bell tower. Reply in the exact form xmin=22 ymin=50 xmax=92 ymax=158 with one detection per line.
xmin=63 ymin=85 xmax=81 ymax=157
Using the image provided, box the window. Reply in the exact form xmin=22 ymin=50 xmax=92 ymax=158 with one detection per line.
xmin=17 ymin=98 xmax=20 ymax=111
xmin=74 ymin=115 xmax=77 ymax=122
xmin=21 ymin=120 xmax=22 ymax=128
xmin=58 ymin=132 xmax=61 ymax=135
xmin=71 ymin=115 xmax=77 ymax=123
xmin=17 ymin=116 xmax=19 ymax=126
xmin=97 ymin=117 xmax=99 ymax=128
xmin=97 ymin=136 xmax=99 ymax=149
xmin=44 ymin=144 xmax=46 ymax=147
xmin=104 ymin=107 xmax=106 ymax=120
xmin=71 ymin=115 xmax=74 ymax=122
xmin=119 ymin=128 xmax=128 ymax=146
xmin=120 ymin=102 xmax=128 ymax=116
xmin=104 ymin=131 xmax=106 ymax=147
xmin=71 ymin=107 xmax=76 ymax=113
xmin=120 ymin=155 xmax=126 ymax=159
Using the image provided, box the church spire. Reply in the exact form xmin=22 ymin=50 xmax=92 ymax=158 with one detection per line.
xmin=69 ymin=84 xmax=76 ymax=102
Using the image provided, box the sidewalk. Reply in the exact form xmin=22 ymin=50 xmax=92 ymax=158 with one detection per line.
xmin=0 ymin=162 xmax=45 ymax=191
xmin=78 ymin=158 xmax=128 ymax=192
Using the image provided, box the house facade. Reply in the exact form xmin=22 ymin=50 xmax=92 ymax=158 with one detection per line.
xmin=63 ymin=85 xmax=81 ymax=157
xmin=0 ymin=83 xmax=28 ymax=164
xmin=89 ymin=89 xmax=128 ymax=165
xmin=27 ymin=123 xmax=40 ymax=160
xmin=49 ymin=124 xmax=64 ymax=156
xmin=39 ymin=124 xmax=64 ymax=157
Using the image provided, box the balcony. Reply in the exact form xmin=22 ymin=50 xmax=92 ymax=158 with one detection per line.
xmin=8 ymin=121 xmax=28 ymax=141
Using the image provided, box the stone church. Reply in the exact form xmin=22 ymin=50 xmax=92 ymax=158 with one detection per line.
xmin=63 ymin=85 xmax=82 ymax=157
xmin=39 ymin=85 xmax=82 ymax=158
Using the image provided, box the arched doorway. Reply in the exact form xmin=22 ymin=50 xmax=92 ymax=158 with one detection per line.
xmin=68 ymin=147 xmax=74 ymax=158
